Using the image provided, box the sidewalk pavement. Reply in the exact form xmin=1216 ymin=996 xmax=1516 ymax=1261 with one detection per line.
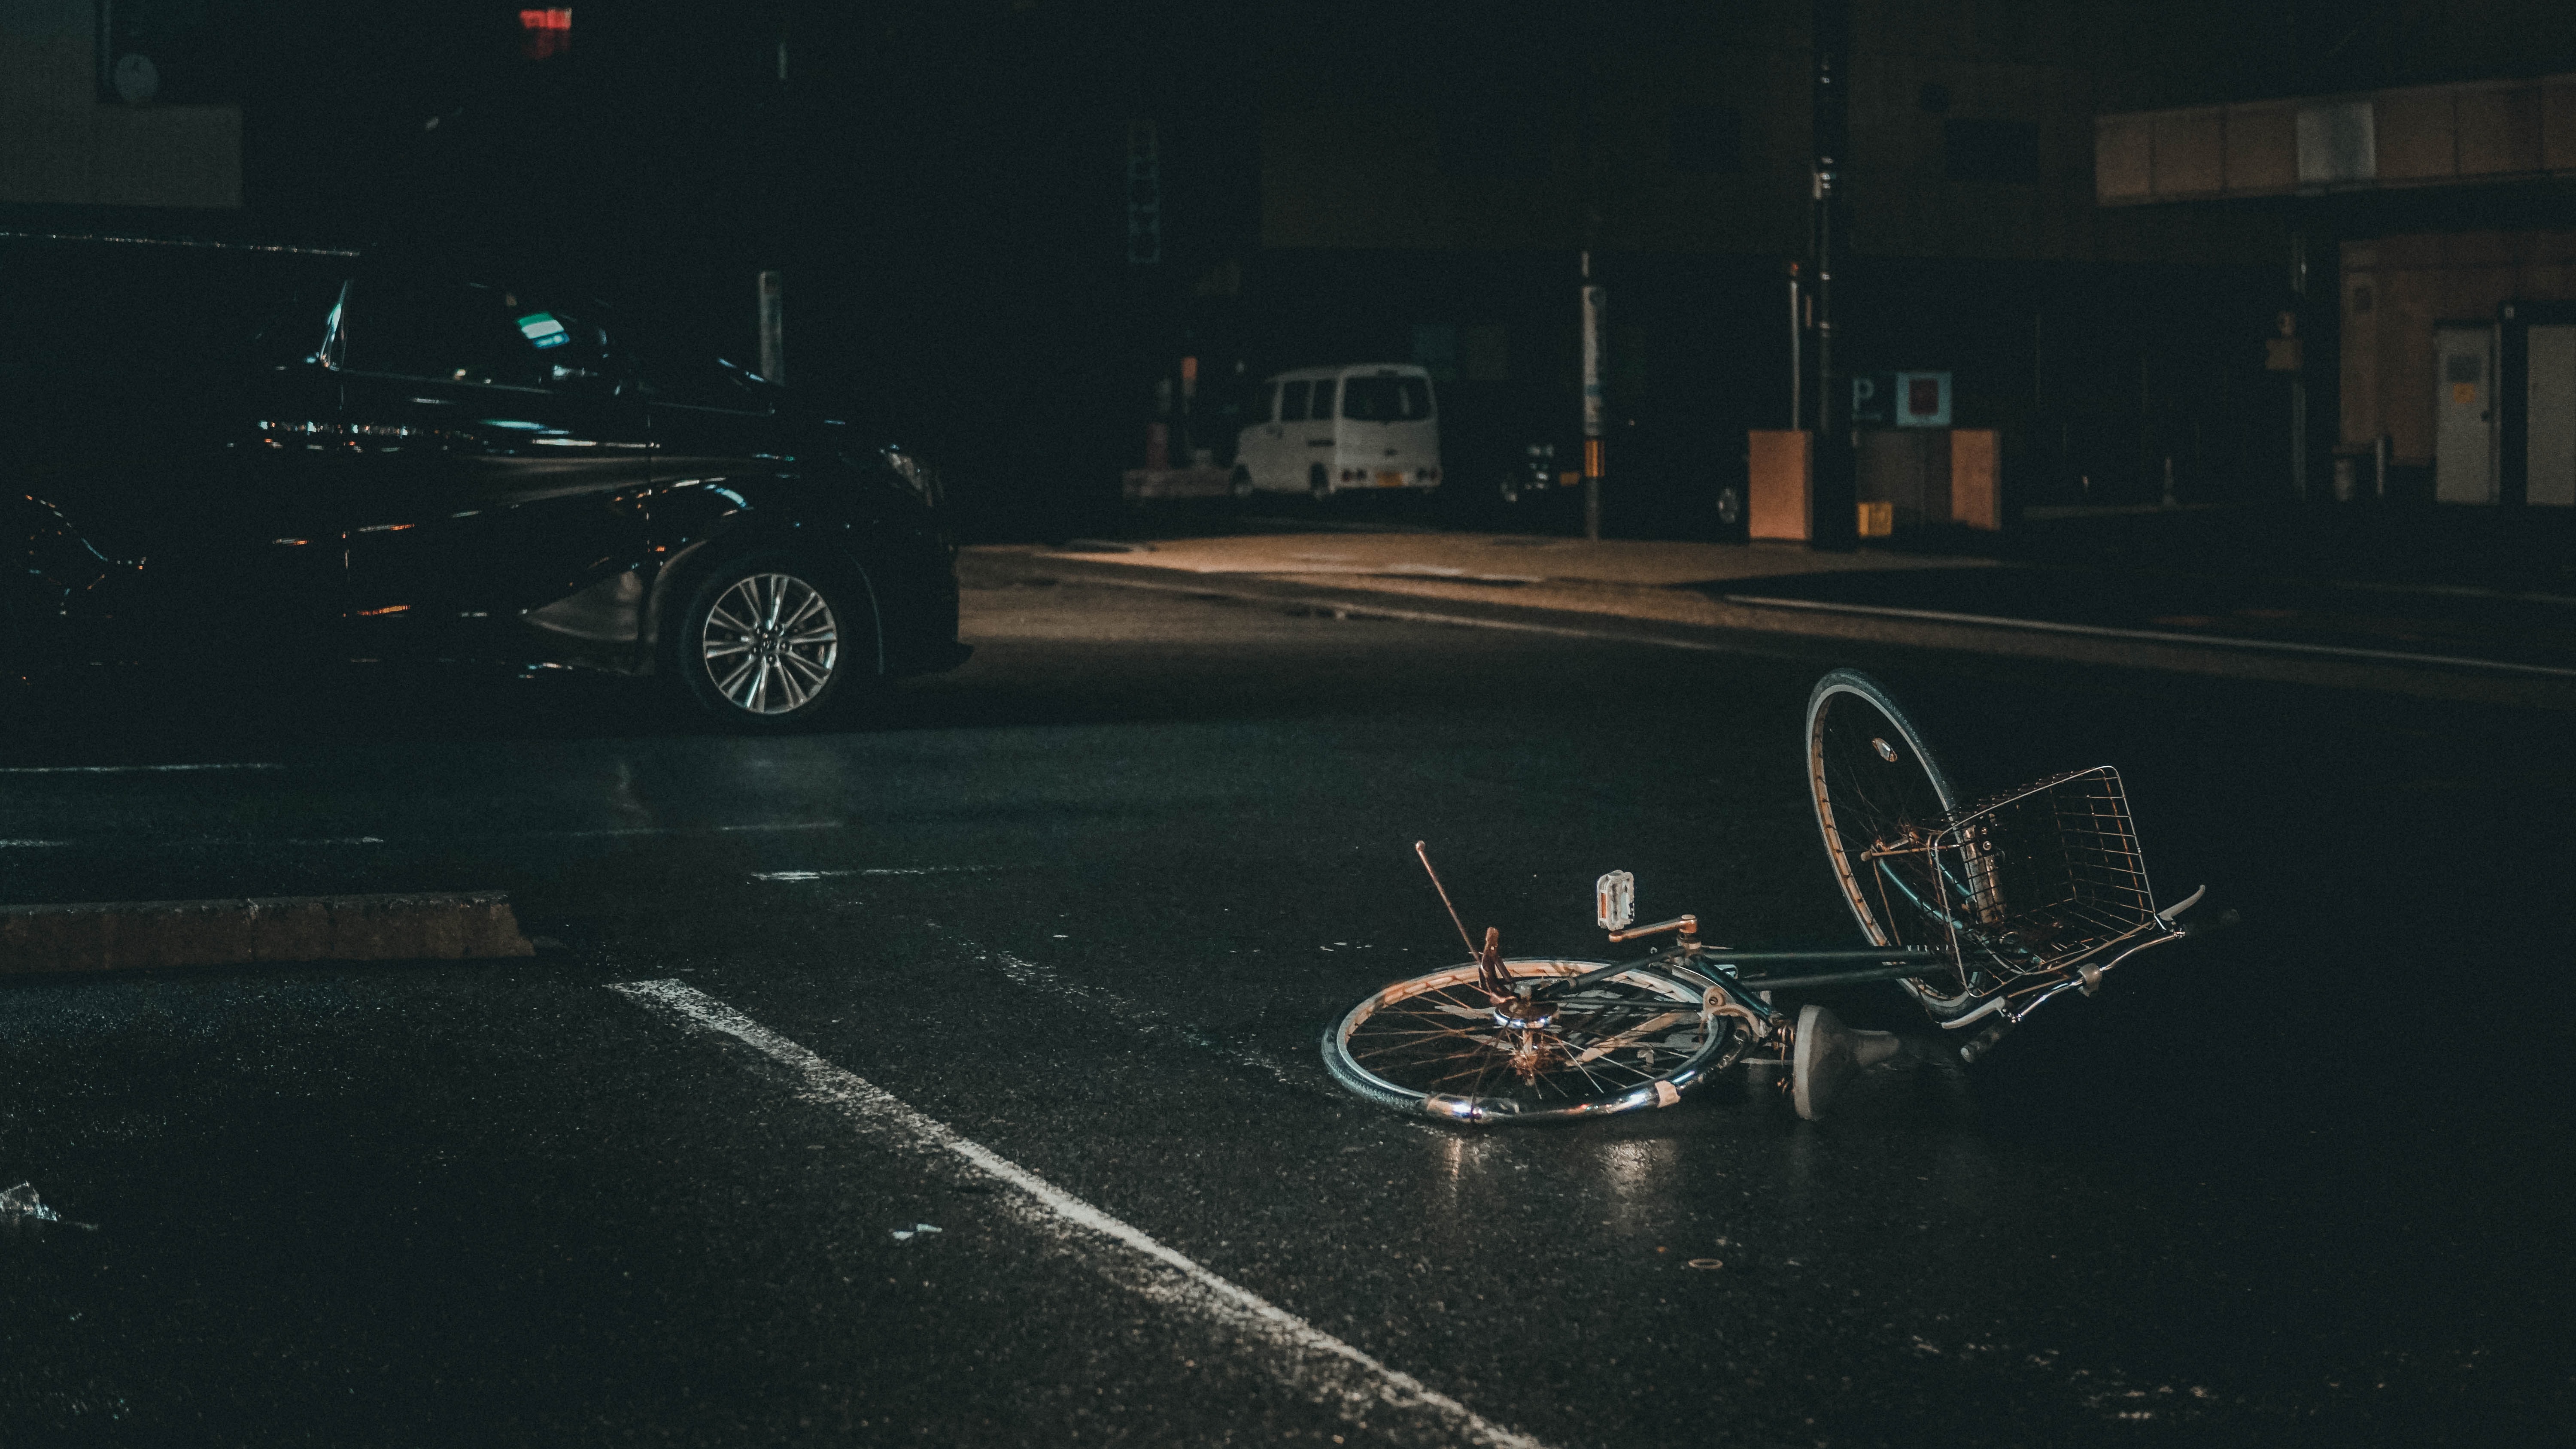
xmin=972 ymin=523 xmax=2576 ymax=709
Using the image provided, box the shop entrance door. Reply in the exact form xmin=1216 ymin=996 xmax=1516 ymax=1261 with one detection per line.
xmin=2435 ymin=324 xmax=2497 ymax=504
xmin=2527 ymin=324 xmax=2576 ymax=507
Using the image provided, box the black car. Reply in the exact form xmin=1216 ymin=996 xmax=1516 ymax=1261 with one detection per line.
xmin=2 ymin=232 xmax=966 ymax=728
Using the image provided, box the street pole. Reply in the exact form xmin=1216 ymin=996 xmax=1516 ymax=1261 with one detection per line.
xmin=1787 ymin=262 xmax=1801 ymax=430
xmin=1808 ymin=0 xmax=1855 ymax=549
xmin=756 ymin=4 xmax=791 ymax=389
xmin=758 ymin=269 xmax=785 ymax=385
xmin=1581 ymin=251 xmax=1605 ymax=541
xmin=2289 ymin=232 xmax=2309 ymax=503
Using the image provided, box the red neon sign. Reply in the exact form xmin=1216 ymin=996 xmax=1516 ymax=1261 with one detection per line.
xmin=519 ymin=8 xmax=571 ymax=60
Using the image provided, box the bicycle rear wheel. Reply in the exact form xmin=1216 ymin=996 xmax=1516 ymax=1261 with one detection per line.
xmin=1322 ymin=958 xmax=1741 ymax=1123
xmin=1804 ymin=669 xmax=1978 ymax=1018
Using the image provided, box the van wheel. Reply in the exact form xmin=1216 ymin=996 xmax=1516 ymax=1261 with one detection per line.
xmin=1715 ymin=483 xmax=1745 ymax=530
xmin=1309 ymin=464 xmax=1331 ymax=501
xmin=1229 ymin=465 xmax=1256 ymax=500
xmin=1499 ymin=470 xmax=1527 ymax=506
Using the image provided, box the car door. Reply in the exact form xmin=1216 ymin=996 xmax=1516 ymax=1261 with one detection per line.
xmin=1340 ymin=370 xmax=1438 ymax=486
xmin=634 ymin=342 xmax=781 ymax=493
xmin=0 ymin=239 xmax=352 ymax=664
xmin=334 ymin=279 xmax=653 ymax=661
xmin=1237 ymin=381 xmax=1281 ymax=488
xmin=1272 ymin=379 xmax=1314 ymax=491
xmin=1303 ymin=376 xmax=1339 ymax=486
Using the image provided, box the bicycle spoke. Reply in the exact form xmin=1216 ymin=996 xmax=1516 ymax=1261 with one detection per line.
xmin=1569 ymin=1012 xmax=1692 ymax=1065
xmin=1329 ymin=958 xmax=1728 ymax=1120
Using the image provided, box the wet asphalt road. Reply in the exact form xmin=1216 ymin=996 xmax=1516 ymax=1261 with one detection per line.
xmin=3 ymin=550 xmax=2572 ymax=1446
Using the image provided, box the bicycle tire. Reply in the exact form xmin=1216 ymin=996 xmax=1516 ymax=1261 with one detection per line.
xmin=1321 ymin=957 xmax=1742 ymax=1124
xmin=1803 ymin=669 xmax=1981 ymax=1020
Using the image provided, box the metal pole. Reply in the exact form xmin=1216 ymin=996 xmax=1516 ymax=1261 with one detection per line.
xmin=2290 ymin=233 xmax=2309 ymax=503
xmin=1788 ymin=264 xmax=1802 ymax=430
xmin=757 ymin=269 xmax=785 ymax=385
xmin=1808 ymin=0 xmax=1854 ymax=549
xmin=1581 ymin=250 xmax=1604 ymax=540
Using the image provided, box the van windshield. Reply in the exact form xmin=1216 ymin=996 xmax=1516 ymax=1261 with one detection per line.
xmin=1341 ymin=375 xmax=1432 ymax=422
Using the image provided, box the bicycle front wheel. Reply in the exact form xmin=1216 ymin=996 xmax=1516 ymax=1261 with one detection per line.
xmin=1804 ymin=669 xmax=1978 ymax=1017
xmin=1322 ymin=958 xmax=1741 ymax=1124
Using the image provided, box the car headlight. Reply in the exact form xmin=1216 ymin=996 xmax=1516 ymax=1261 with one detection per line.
xmin=882 ymin=446 xmax=942 ymax=508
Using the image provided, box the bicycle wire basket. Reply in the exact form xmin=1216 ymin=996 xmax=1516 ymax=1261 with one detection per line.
xmin=1922 ymin=767 xmax=2161 ymax=981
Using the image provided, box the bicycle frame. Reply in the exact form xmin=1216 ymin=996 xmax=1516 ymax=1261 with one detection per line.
xmin=1537 ymin=896 xmax=2194 ymax=1069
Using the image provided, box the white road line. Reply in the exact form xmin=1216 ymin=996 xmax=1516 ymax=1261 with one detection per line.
xmin=0 ymin=840 xmax=69 ymax=848
xmin=957 ymin=939 xmax=1305 ymax=1089
xmin=0 ymin=833 xmax=379 ymax=849
xmin=749 ymin=865 xmax=1010 ymax=882
xmin=609 ymin=979 xmax=1550 ymax=1449
xmin=3 ymin=822 xmax=844 ymax=851
xmin=1724 ymin=594 xmax=2576 ymax=679
xmin=0 ymin=762 xmax=285 ymax=774
xmin=529 ymin=823 xmax=846 ymax=839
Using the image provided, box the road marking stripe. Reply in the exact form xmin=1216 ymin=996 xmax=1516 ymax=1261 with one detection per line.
xmin=1 ymin=822 xmax=845 ymax=851
xmin=750 ymin=865 xmax=1009 ymax=882
xmin=1723 ymin=594 xmax=2576 ymax=679
xmin=966 ymin=941 xmax=1305 ymax=1089
xmin=610 ymin=979 xmax=1549 ymax=1449
xmin=0 ymin=762 xmax=285 ymax=774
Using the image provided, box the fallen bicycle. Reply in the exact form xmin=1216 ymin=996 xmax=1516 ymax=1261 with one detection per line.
xmin=1321 ymin=668 xmax=2215 ymax=1123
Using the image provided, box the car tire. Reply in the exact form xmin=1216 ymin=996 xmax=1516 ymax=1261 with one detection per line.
xmin=1229 ymin=465 xmax=1257 ymax=501
xmin=1309 ymin=463 xmax=1331 ymax=501
xmin=670 ymin=552 xmax=874 ymax=731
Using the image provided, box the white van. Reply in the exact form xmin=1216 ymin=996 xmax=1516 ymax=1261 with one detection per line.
xmin=1230 ymin=364 xmax=1442 ymax=498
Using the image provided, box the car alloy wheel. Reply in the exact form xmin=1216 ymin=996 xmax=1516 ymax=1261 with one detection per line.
xmin=699 ymin=571 xmax=841 ymax=716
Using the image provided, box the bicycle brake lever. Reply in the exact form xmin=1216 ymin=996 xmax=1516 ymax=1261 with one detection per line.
xmin=2153 ymin=883 xmax=2207 ymax=927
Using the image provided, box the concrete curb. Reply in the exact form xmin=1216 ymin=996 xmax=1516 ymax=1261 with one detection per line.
xmin=0 ymin=891 xmax=537 ymax=974
xmin=984 ymin=551 xmax=2576 ymax=711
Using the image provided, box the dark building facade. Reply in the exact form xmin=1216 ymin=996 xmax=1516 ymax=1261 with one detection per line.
xmin=12 ymin=2 xmax=2573 ymax=535
xmin=1210 ymin=1 xmax=2320 ymax=530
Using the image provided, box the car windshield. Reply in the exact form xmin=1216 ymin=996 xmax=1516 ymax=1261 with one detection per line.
xmin=1340 ymin=375 xmax=1432 ymax=422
